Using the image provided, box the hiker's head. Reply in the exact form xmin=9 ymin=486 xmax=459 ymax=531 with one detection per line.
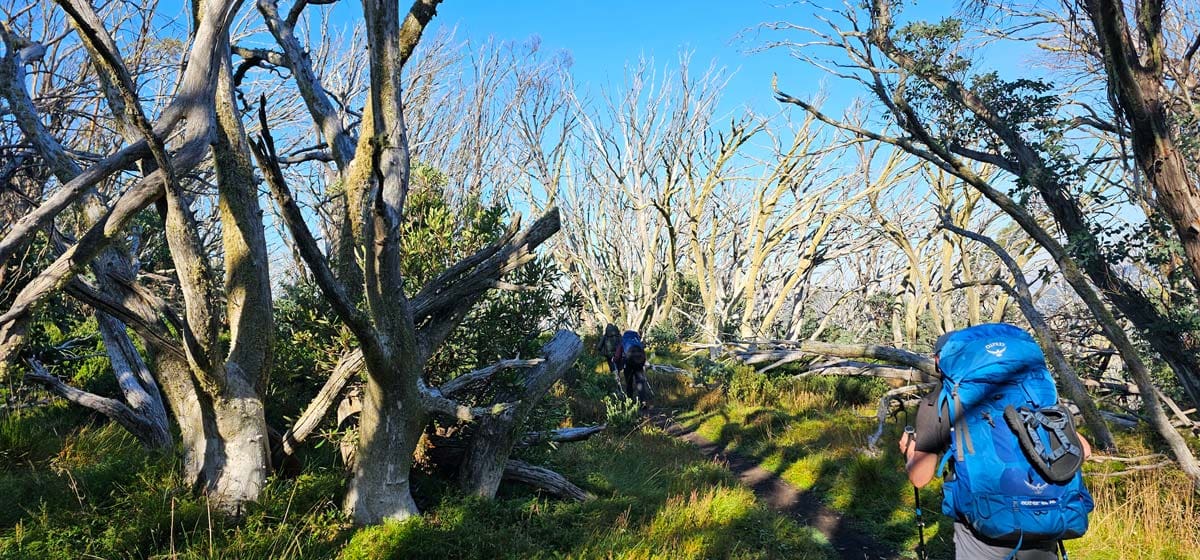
xmin=604 ymin=324 xmax=620 ymax=336
xmin=932 ymin=331 xmax=952 ymax=373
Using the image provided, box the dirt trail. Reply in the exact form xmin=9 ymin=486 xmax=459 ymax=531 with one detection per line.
xmin=652 ymin=411 xmax=901 ymax=560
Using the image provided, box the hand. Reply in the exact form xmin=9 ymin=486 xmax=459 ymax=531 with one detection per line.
xmin=898 ymin=431 xmax=915 ymax=457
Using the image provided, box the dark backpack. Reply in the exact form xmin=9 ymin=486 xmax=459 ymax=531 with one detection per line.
xmin=936 ymin=323 xmax=1093 ymax=544
xmin=621 ymin=331 xmax=646 ymax=370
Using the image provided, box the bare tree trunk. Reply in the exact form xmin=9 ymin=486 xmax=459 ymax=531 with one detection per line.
xmin=344 ymin=371 xmax=427 ymax=522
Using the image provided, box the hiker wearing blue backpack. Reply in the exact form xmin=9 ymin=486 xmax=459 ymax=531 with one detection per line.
xmin=899 ymin=324 xmax=1094 ymax=559
xmin=613 ymin=330 xmax=650 ymax=405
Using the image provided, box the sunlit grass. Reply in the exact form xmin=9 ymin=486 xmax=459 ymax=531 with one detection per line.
xmin=2 ymin=381 xmax=831 ymax=559
xmin=338 ymin=429 xmax=832 ymax=559
xmin=666 ymin=370 xmax=1200 ymax=560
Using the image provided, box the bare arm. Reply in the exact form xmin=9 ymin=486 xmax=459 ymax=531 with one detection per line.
xmin=898 ymin=431 xmax=939 ymax=488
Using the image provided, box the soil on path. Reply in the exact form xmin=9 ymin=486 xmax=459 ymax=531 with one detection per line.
xmin=651 ymin=410 xmax=903 ymax=560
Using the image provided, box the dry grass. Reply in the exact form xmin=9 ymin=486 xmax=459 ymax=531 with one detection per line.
xmin=1069 ymin=467 xmax=1200 ymax=560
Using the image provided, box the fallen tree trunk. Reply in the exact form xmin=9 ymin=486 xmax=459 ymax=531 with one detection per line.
xmin=459 ymin=331 xmax=583 ymax=498
xmin=795 ymin=360 xmax=925 ymax=383
xmin=738 ymin=341 xmax=937 ymax=379
xmin=503 ymin=459 xmax=593 ymax=502
xmin=279 ymin=348 xmax=363 ymax=457
xmin=520 ymin=425 xmax=607 ymax=446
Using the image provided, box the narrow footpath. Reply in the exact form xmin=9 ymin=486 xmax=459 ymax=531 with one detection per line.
xmin=652 ymin=411 xmax=901 ymax=560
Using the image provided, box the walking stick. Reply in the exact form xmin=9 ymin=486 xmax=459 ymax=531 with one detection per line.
xmin=906 ymin=425 xmax=928 ymax=560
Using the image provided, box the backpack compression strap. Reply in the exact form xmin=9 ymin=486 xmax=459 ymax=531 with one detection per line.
xmin=1003 ymin=405 xmax=1083 ymax=483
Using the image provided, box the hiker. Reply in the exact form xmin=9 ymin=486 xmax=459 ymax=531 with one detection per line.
xmin=899 ymin=324 xmax=1094 ymax=560
xmin=615 ymin=330 xmax=650 ymax=405
xmin=596 ymin=323 xmax=622 ymax=373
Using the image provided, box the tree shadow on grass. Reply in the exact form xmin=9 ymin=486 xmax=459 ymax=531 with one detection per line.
xmin=344 ymin=428 xmax=836 ymax=560
xmin=673 ymin=403 xmax=962 ymax=560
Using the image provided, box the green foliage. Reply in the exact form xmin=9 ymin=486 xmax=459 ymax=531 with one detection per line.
xmin=896 ymin=18 xmax=969 ymax=77
xmin=338 ymin=430 xmax=831 ymax=559
xmin=269 ymin=280 xmax=351 ymax=427
xmin=727 ymin=365 xmax=779 ymax=406
xmin=787 ymin=376 xmax=889 ymax=407
xmin=602 ymin=395 xmax=641 ymax=432
xmin=645 ymin=322 xmax=683 ymax=351
xmin=688 ymin=356 xmax=735 ymax=387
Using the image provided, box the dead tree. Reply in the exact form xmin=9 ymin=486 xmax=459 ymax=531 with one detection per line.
xmin=769 ymin=0 xmax=1200 ymax=482
xmin=0 ymin=0 xmax=280 ymax=512
xmin=249 ymin=0 xmax=577 ymax=523
xmin=456 ymin=330 xmax=582 ymax=498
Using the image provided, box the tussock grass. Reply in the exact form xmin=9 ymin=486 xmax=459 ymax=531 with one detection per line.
xmin=665 ymin=369 xmax=1200 ymax=560
xmin=1068 ymin=468 xmax=1200 ymax=559
xmin=2 ymin=354 xmax=829 ymax=559
xmin=339 ymin=430 xmax=831 ymax=559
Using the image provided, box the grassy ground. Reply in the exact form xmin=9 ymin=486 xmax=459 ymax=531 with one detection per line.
xmin=652 ymin=356 xmax=1200 ymax=560
xmin=6 ymin=346 xmax=1197 ymax=559
xmin=0 ymin=356 xmax=833 ymax=560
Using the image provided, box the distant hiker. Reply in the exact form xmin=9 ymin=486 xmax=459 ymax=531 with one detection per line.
xmin=899 ymin=323 xmax=1094 ymax=560
xmin=596 ymin=323 xmax=622 ymax=373
xmin=615 ymin=330 xmax=649 ymax=405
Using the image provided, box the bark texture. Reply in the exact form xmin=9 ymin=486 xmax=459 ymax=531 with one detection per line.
xmin=459 ymin=331 xmax=583 ymax=498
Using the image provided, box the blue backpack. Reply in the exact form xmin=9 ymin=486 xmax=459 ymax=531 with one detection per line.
xmin=936 ymin=324 xmax=1093 ymax=545
xmin=620 ymin=331 xmax=646 ymax=369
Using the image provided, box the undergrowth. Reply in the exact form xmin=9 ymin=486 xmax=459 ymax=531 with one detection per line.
xmin=666 ymin=362 xmax=1200 ymax=560
xmin=0 ymin=346 xmax=831 ymax=559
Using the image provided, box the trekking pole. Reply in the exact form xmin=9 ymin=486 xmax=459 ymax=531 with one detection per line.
xmin=905 ymin=425 xmax=928 ymax=560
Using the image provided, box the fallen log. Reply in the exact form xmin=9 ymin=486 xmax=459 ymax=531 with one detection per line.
xmin=278 ymin=348 xmax=363 ymax=457
xmin=793 ymin=360 xmax=925 ymax=382
xmin=736 ymin=341 xmax=937 ymax=379
xmin=503 ymin=459 xmax=593 ymax=501
xmin=521 ymin=425 xmax=606 ymax=446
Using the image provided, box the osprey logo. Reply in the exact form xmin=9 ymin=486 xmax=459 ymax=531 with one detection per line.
xmin=985 ymin=342 xmax=1008 ymax=357
xmin=1025 ymin=479 xmax=1049 ymax=495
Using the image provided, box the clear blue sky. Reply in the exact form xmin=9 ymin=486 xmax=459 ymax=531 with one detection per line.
xmin=424 ymin=0 xmax=809 ymax=116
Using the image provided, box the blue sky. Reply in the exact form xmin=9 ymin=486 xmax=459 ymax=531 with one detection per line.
xmin=424 ymin=1 xmax=807 ymax=116
xmin=303 ymin=1 xmax=1033 ymax=121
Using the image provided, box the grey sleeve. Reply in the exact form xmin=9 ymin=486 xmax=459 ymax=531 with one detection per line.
xmin=914 ymin=390 xmax=951 ymax=453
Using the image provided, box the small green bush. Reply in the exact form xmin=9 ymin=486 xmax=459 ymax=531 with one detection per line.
xmin=727 ymin=366 xmax=779 ymax=406
xmin=602 ymin=395 xmax=641 ymax=431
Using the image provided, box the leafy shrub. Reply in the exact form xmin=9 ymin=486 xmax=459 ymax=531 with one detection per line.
xmin=644 ymin=322 xmax=681 ymax=352
xmin=727 ymin=365 xmax=779 ymax=406
xmin=602 ymin=395 xmax=641 ymax=431
xmin=688 ymin=356 xmax=735 ymax=387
